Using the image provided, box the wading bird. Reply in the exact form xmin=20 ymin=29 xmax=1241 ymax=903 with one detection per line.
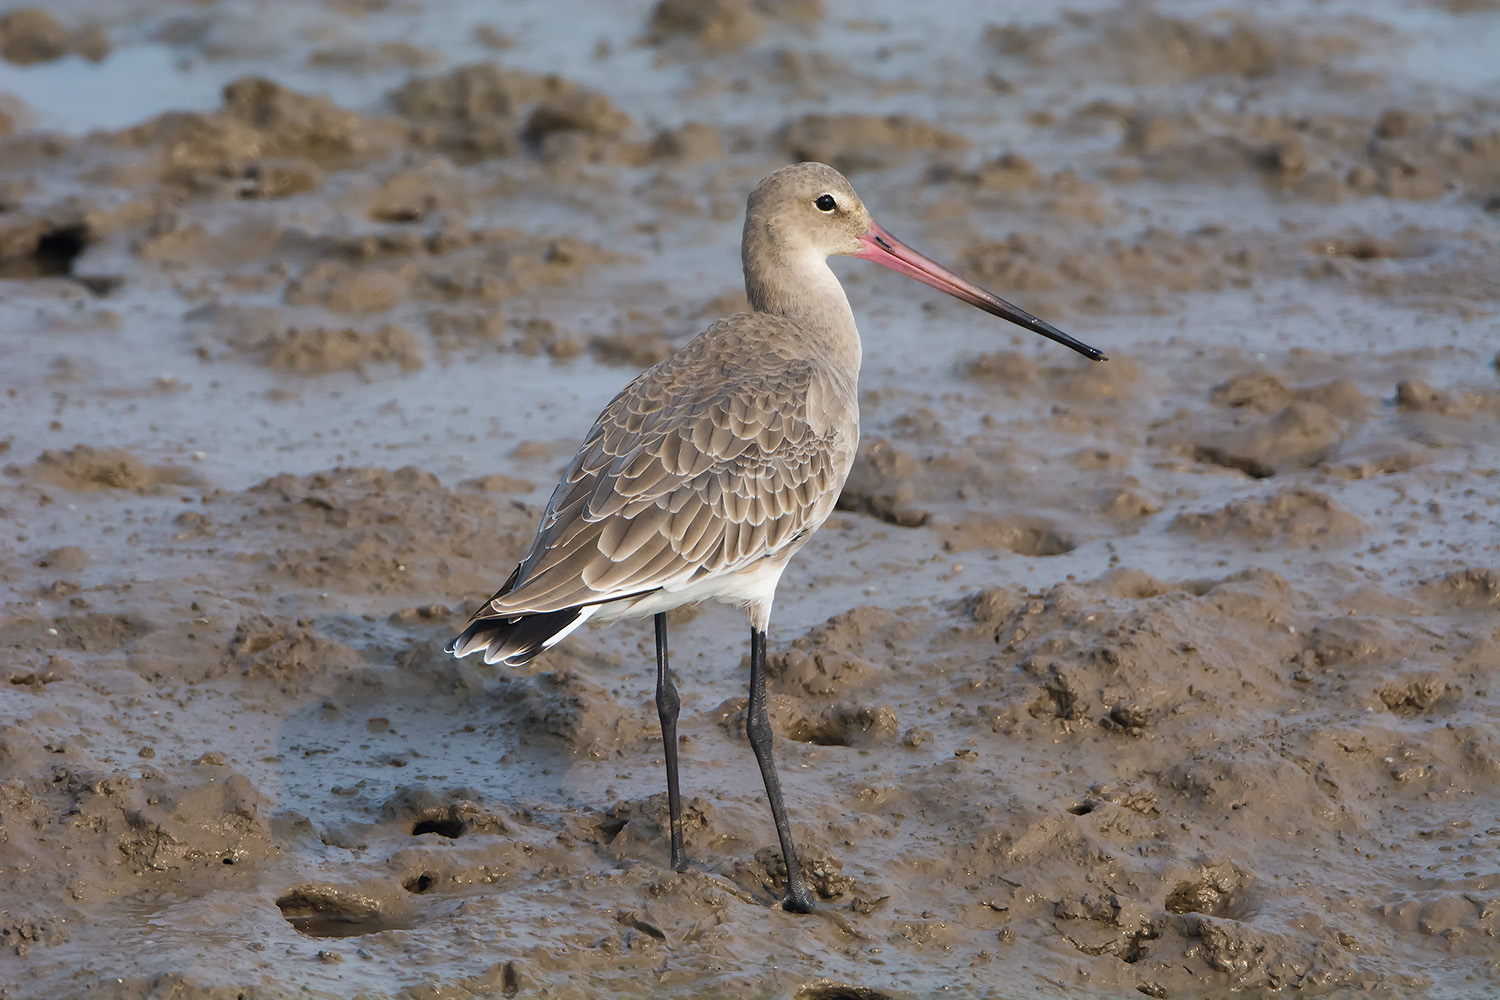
xmin=448 ymin=161 xmax=1105 ymax=912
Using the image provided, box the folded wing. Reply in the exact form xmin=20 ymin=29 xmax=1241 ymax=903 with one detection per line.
xmin=466 ymin=316 xmax=854 ymax=624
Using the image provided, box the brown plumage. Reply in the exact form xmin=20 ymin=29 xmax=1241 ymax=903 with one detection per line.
xmin=473 ymin=318 xmax=849 ymax=617
xmin=447 ymin=162 xmax=1105 ymax=912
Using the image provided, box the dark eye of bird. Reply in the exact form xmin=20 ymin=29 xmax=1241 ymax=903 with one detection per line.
xmin=815 ymin=194 xmax=837 ymax=212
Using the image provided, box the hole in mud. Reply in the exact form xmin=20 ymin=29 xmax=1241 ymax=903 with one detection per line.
xmin=1067 ymin=801 xmax=1096 ymax=816
xmin=795 ymin=986 xmax=894 ymax=1000
xmin=598 ymin=816 xmax=628 ymax=842
xmin=1192 ymin=445 xmax=1275 ymax=479
xmin=403 ymin=872 xmax=437 ymax=894
xmin=275 ymin=885 xmax=411 ymax=938
xmin=0 ymin=222 xmax=90 ymax=279
xmin=36 ymin=224 xmax=90 ymax=275
xmin=411 ymin=816 xmax=465 ymax=838
xmin=1003 ymin=524 xmax=1076 ymax=557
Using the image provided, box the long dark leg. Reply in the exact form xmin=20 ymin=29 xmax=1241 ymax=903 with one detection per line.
xmin=655 ymin=612 xmax=686 ymax=872
xmin=746 ymin=627 xmax=814 ymax=913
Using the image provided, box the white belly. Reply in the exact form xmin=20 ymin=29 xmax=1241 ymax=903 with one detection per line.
xmin=528 ymin=554 xmax=794 ymax=658
xmin=590 ymin=549 xmax=794 ymax=626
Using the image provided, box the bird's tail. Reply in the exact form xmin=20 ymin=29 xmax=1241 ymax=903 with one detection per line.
xmin=446 ymin=606 xmax=589 ymax=665
xmin=445 ymin=565 xmax=593 ymax=666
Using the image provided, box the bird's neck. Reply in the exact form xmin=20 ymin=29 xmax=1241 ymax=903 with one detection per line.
xmin=743 ymin=244 xmax=862 ymax=377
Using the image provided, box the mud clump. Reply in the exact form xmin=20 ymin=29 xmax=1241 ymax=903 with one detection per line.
xmin=0 ymin=750 xmax=273 ymax=908
xmin=1152 ymin=391 xmax=1354 ymax=478
xmin=0 ymin=93 xmax=26 ymax=136
xmin=647 ymin=0 xmax=823 ymax=51
xmin=0 ymin=8 xmax=67 ymax=65
xmin=1099 ymin=12 xmax=1358 ymax=83
xmin=746 ymin=845 xmax=852 ymax=902
xmin=1171 ymin=488 xmax=1363 ymax=544
xmin=1164 ymin=860 xmax=1253 ymax=918
xmin=283 ymin=261 xmax=413 ymax=315
xmin=589 ymin=328 xmax=676 ymax=368
xmin=989 ymin=10 xmax=1360 ymax=84
xmin=777 ymin=113 xmax=968 ymax=173
xmin=390 ymin=64 xmax=640 ymax=164
xmin=206 ymin=77 xmax=372 ymax=159
xmin=0 ymin=612 xmax=154 ymax=659
xmin=192 ymin=287 xmax=429 ymax=373
xmin=362 ymin=160 xmax=467 ymax=223
xmin=110 ymin=77 xmax=395 ymax=195
xmin=509 ymin=664 xmax=645 ymax=758
xmin=768 ymin=605 xmax=919 ymax=698
xmin=959 ymin=226 xmax=1268 ymax=315
xmin=1395 ymin=379 xmax=1443 ymax=412
xmin=275 ymin=884 xmax=409 ymax=938
xmin=1196 ymin=403 xmax=1344 ymax=477
xmin=12 ymin=445 xmax=199 ymax=492
xmin=225 ymin=614 xmax=367 ymax=683
xmin=931 ymin=155 xmax=1114 ymax=226
xmin=237 ymin=323 xmax=423 ymax=375
xmin=649 ymin=121 xmax=726 ymax=164
xmin=0 ymin=8 xmax=108 ymax=66
xmin=781 ymin=702 xmax=898 ymax=747
xmin=1110 ymin=102 xmax=1500 ymax=207
xmin=1421 ymin=568 xmax=1500 ymax=609
xmin=1378 ymin=674 xmax=1461 ymax=716
xmin=941 ymin=514 xmax=1076 ymax=556
xmin=308 ymin=40 xmax=437 ymax=73
xmin=1301 ymin=615 xmax=1398 ymax=667
xmin=835 ymin=439 xmax=929 ymax=527
xmin=218 ymin=465 xmax=533 ymax=600
xmin=1209 ymin=371 xmax=1369 ymax=420
xmin=522 ymin=91 xmax=633 ymax=146
xmin=961 ymin=350 xmax=1039 ymax=386
xmin=33 ymin=546 xmax=90 ymax=572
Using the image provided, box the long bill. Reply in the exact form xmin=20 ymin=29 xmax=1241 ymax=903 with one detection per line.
xmin=854 ymin=222 xmax=1106 ymax=362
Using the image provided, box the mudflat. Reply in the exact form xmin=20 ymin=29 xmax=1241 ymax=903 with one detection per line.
xmin=0 ymin=2 xmax=1497 ymax=997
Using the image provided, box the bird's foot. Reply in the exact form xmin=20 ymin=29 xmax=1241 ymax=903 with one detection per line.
xmin=781 ymin=890 xmax=815 ymax=915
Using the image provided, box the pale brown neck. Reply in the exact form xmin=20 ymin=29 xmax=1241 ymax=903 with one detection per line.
xmin=743 ymin=222 xmax=862 ymax=376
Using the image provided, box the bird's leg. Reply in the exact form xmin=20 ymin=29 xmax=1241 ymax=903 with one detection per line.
xmin=746 ymin=627 xmax=815 ymax=913
xmin=654 ymin=612 xmax=686 ymax=872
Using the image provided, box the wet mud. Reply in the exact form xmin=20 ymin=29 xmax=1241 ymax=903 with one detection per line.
xmin=0 ymin=1 xmax=1497 ymax=998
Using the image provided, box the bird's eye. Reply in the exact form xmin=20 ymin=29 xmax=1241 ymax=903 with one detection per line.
xmin=815 ymin=194 xmax=837 ymax=212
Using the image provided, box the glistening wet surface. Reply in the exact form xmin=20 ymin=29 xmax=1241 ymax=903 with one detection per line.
xmin=0 ymin=1 xmax=1497 ymax=997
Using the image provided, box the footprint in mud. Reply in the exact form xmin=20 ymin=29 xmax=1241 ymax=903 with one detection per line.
xmin=274 ymin=884 xmax=413 ymax=938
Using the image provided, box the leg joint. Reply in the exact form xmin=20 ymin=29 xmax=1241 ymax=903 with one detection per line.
xmin=656 ymin=678 xmax=680 ymax=718
xmin=746 ymin=709 xmax=773 ymax=750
